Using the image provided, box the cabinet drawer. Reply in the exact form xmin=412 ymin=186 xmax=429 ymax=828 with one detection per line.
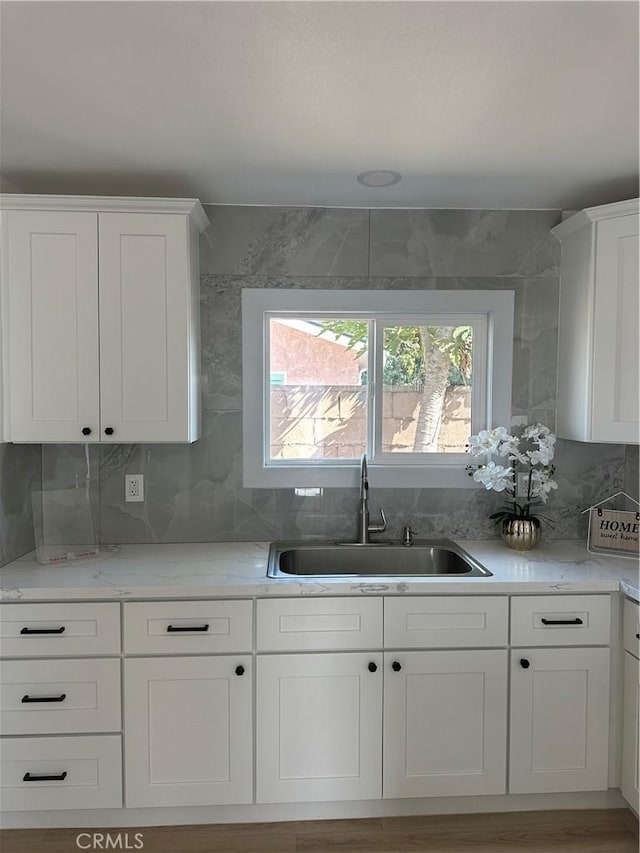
xmin=0 ymin=735 xmax=122 ymax=811
xmin=623 ymin=597 xmax=640 ymax=657
xmin=124 ymin=600 xmax=252 ymax=654
xmin=0 ymin=603 xmax=120 ymax=658
xmin=384 ymin=596 xmax=508 ymax=648
xmin=0 ymin=659 xmax=121 ymax=735
xmin=510 ymin=595 xmax=611 ymax=646
xmin=257 ymin=598 xmax=382 ymax=651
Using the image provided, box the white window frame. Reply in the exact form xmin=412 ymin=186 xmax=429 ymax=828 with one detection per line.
xmin=242 ymin=289 xmax=514 ymax=488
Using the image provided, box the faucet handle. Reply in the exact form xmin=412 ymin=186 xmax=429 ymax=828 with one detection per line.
xmin=368 ymin=507 xmax=387 ymax=534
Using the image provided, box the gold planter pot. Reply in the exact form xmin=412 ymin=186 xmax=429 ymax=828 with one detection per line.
xmin=501 ymin=517 xmax=542 ymax=551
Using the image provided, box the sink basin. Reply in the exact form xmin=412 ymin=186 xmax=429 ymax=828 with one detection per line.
xmin=267 ymin=540 xmax=492 ymax=578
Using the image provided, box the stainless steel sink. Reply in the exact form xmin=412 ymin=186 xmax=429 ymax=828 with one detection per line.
xmin=267 ymin=540 xmax=492 ymax=578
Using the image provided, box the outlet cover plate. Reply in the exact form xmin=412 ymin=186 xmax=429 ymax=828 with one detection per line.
xmin=125 ymin=474 xmax=144 ymax=503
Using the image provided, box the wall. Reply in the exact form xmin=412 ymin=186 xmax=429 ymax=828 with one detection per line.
xmin=0 ymin=174 xmax=38 ymax=567
xmin=270 ymin=385 xmax=470 ymax=458
xmin=270 ymin=321 xmax=363 ymax=384
xmin=35 ymin=206 xmax=629 ymax=547
xmin=0 ymin=444 xmax=41 ymax=565
xmin=626 ymin=446 xmax=639 ymax=502
xmin=0 ymin=174 xmax=22 ymax=193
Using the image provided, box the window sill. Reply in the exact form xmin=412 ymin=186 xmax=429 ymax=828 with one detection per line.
xmin=242 ymin=461 xmax=480 ymax=489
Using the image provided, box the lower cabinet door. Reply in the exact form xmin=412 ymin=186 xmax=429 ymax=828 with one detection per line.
xmin=383 ymin=649 xmax=508 ymax=798
xmin=621 ymin=651 xmax=639 ymax=812
xmin=0 ymin=735 xmax=122 ymax=811
xmin=509 ymin=647 xmax=610 ymax=793
xmin=256 ymin=652 xmax=382 ymax=803
xmin=124 ymin=655 xmax=252 ymax=807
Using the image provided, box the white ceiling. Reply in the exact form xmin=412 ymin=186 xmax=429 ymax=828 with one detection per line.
xmin=1 ymin=1 xmax=638 ymax=209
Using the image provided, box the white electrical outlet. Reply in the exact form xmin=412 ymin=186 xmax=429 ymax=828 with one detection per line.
xmin=125 ymin=474 xmax=144 ymax=503
xmin=516 ymin=472 xmax=530 ymax=499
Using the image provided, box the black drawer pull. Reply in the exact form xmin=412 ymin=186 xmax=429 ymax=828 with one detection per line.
xmin=20 ymin=626 xmax=65 ymax=635
xmin=23 ymin=772 xmax=67 ymax=782
xmin=368 ymin=662 xmax=378 ymax=673
xmin=392 ymin=661 xmax=402 ymax=672
xmin=22 ymin=694 xmax=67 ymax=704
xmin=540 ymin=617 xmax=583 ymax=626
xmin=235 ymin=665 xmax=245 ymax=676
xmin=636 ymin=633 xmax=639 ymax=640
xmin=166 ymin=624 xmax=210 ymax=633
xmin=520 ymin=658 xmax=531 ymax=669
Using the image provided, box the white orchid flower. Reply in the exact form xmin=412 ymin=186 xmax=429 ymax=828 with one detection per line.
xmin=523 ymin=422 xmax=551 ymax=440
xmin=467 ymin=430 xmax=498 ymax=456
xmin=472 ymin=461 xmax=513 ymax=492
xmin=497 ymin=434 xmax=521 ymax=457
xmin=529 ymin=469 xmax=558 ymax=502
xmin=528 ymin=447 xmax=554 ymax=466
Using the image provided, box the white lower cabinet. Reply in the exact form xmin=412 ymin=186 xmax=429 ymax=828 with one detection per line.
xmin=124 ymin=655 xmax=253 ymax=807
xmin=509 ymin=647 xmax=610 ymax=793
xmin=621 ymin=651 xmax=639 ymax=812
xmin=621 ymin=595 xmax=639 ymax=813
xmin=256 ymin=652 xmax=383 ymax=803
xmin=383 ymin=650 xmax=508 ymax=798
xmin=0 ymin=592 xmax=619 ymax=819
xmin=0 ymin=658 xmax=121 ymax=736
xmin=0 ymin=735 xmax=122 ymax=811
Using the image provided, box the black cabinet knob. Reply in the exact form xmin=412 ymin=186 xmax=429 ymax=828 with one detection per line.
xmin=82 ymin=427 xmax=92 ymax=436
xmin=368 ymin=662 xmax=377 ymax=673
xmin=520 ymin=658 xmax=531 ymax=669
xmin=104 ymin=427 xmax=114 ymax=436
xmin=235 ymin=665 xmax=245 ymax=676
xmin=392 ymin=661 xmax=402 ymax=672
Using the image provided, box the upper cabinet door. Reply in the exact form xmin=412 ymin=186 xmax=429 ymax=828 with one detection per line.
xmin=98 ymin=213 xmax=200 ymax=443
xmin=4 ymin=210 xmax=100 ymax=442
xmin=591 ymin=214 xmax=639 ymax=443
xmin=552 ymin=200 xmax=639 ymax=444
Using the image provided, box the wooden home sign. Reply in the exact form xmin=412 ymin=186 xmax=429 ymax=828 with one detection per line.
xmin=588 ymin=508 xmax=640 ymax=555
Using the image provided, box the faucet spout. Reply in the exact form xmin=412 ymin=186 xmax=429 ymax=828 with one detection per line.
xmin=360 ymin=453 xmax=368 ymax=501
xmin=356 ymin=454 xmax=386 ymax=544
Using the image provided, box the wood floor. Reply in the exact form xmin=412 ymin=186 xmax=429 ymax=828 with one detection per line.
xmin=1 ymin=809 xmax=638 ymax=853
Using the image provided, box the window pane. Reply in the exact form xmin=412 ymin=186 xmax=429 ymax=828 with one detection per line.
xmin=269 ymin=317 xmax=369 ymax=460
xmin=381 ymin=325 xmax=473 ymax=453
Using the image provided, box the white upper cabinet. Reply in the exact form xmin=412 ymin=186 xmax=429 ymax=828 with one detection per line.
xmin=552 ymin=199 xmax=639 ymax=443
xmin=3 ymin=210 xmax=100 ymax=443
xmin=1 ymin=195 xmax=208 ymax=443
xmin=98 ymin=212 xmax=201 ymax=443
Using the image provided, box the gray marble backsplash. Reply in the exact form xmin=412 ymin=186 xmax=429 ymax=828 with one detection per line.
xmin=0 ymin=443 xmax=41 ymax=565
xmin=10 ymin=206 xmax=633 ymax=554
xmin=625 ymin=446 xmax=639 ymax=502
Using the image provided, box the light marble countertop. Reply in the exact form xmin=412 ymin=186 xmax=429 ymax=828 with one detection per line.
xmin=0 ymin=540 xmax=638 ymax=601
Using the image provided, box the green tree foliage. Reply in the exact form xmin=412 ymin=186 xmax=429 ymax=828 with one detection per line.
xmin=320 ymin=321 xmax=472 ymax=387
